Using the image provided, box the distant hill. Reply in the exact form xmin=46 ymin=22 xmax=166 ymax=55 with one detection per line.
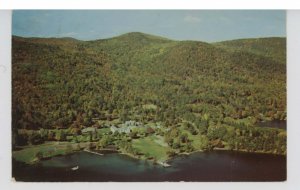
xmin=214 ymin=37 xmax=286 ymax=64
xmin=12 ymin=33 xmax=286 ymax=130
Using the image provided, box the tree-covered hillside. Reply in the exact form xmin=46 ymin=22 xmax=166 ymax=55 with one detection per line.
xmin=12 ymin=32 xmax=286 ymax=156
xmin=214 ymin=37 xmax=286 ymax=64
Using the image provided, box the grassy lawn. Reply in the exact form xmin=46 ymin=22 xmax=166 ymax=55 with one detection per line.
xmin=12 ymin=142 xmax=77 ymax=164
xmin=97 ymin=128 xmax=111 ymax=134
xmin=132 ymin=135 xmax=170 ymax=162
xmin=153 ymin=135 xmax=168 ymax=147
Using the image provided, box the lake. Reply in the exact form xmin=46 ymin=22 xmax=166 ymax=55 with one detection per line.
xmin=12 ymin=150 xmax=286 ymax=182
xmin=257 ymin=120 xmax=286 ymax=130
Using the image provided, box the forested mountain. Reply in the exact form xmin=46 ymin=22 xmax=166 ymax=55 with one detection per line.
xmin=12 ymin=32 xmax=286 ymax=154
xmin=214 ymin=37 xmax=286 ymax=64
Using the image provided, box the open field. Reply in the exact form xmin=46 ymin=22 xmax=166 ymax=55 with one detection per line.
xmin=13 ymin=142 xmax=90 ymax=164
xmin=132 ymin=135 xmax=171 ymax=162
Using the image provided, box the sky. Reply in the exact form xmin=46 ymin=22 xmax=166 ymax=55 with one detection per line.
xmin=12 ymin=10 xmax=286 ymax=42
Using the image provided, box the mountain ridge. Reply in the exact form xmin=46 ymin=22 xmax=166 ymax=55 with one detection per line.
xmin=12 ymin=32 xmax=286 ymax=45
xmin=12 ymin=32 xmax=286 ymax=67
xmin=12 ymin=32 xmax=286 ymax=131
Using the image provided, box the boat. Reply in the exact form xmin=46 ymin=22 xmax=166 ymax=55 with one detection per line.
xmin=71 ymin=166 xmax=79 ymax=171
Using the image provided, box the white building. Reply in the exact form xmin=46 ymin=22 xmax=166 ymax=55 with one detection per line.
xmin=110 ymin=120 xmax=144 ymax=134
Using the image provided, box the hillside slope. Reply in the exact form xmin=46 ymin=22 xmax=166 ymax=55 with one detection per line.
xmin=12 ymin=33 xmax=286 ymax=132
xmin=214 ymin=37 xmax=286 ymax=64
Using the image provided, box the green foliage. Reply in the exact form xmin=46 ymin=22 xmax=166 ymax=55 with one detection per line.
xmin=97 ymin=135 xmax=113 ymax=148
xmin=54 ymin=129 xmax=66 ymax=141
xmin=214 ymin=37 xmax=286 ymax=64
xmin=132 ymin=136 xmax=171 ymax=161
xmin=180 ymin=133 xmax=189 ymax=143
xmin=12 ymin=33 xmax=286 ymax=155
xmin=207 ymin=124 xmax=227 ymax=140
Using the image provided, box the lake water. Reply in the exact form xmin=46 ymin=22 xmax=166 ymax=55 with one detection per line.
xmin=257 ymin=120 xmax=286 ymax=130
xmin=12 ymin=150 xmax=286 ymax=182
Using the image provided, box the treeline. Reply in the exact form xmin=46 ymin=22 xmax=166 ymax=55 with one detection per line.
xmin=163 ymin=119 xmax=286 ymax=155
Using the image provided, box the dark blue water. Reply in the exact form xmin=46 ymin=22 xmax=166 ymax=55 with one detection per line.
xmin=12 ymin=151 xmax=286 ymax=182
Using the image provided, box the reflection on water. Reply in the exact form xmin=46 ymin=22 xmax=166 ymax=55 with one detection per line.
xmin=12 ymin=151 xmax=286 ymax=182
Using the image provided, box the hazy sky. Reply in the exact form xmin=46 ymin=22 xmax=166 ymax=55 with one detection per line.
xmin=12 ymin=10 xmax=286 ymax=42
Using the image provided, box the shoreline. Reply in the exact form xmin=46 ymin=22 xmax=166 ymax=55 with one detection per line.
xmin=83 ymin=149 xmax=104 ymax=156
xmin=12 ymin=141 xmax=286 ymax=166
xmin=12 ymin=147 xmax=287 ymax=167
xmin=213 ymin=147 xmax=287 ymax=156
xmin=118 ymin=151 xmax=171 ymax=167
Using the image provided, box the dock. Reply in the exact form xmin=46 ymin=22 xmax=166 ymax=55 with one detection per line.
xmin=83 ymin=149 xmax=104 ymax=156
xmin=158 ymin=161 xmax=171 ymax=167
